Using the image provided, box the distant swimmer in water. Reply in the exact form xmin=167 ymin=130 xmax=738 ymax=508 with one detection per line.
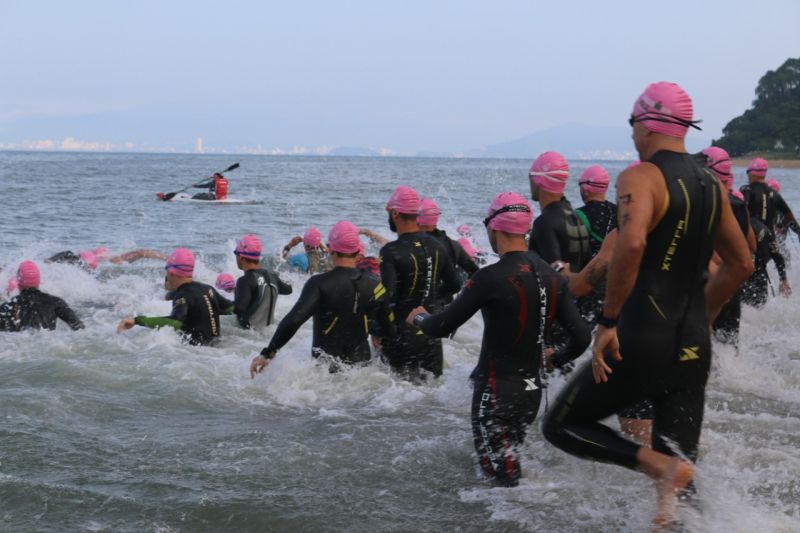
xmin=282 ymin=227 xmax=332 ymax=274
xmin=0 ymin=261 xmax=84 ymax=332
xmin=250 ymin=221 xmax=395 ymax=376
xmin=232 ymin=234 xmax=292 ymax=329
xmin=116 ymin=248 xmax=233 ymax=345
xmin=542 ymin=82 xmax=753 ymax=529
xmin=215 ymin=273 xmax=236 ymax=295
xmin=407 ymin=193 xmax=590 ymax=487
xmin=192 ymin=172 xmax=229 ymax=201
xmin=47 ymin=247 xmax=168 ymax=270
xmin=456 ymin=224 xmax=490 ymax=266
xmin=417 ymin=198 xmax=479 ymax=288
xmin=379 ymin=186 xmax=460 ymax=380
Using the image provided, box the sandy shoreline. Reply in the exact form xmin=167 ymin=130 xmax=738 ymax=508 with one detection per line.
xmin=731 ymin=159 xmax=800 ymax=169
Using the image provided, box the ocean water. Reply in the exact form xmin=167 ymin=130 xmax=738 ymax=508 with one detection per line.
xmin=1 ymin=151 xmax=799 ymax=532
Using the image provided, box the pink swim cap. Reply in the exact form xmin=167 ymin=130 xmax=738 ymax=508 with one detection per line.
xmin=747 ymin=157 xmax=768 ymax=178
xmin=485 ymin=192 xmax=534 ymax=235
xmin=215 ymin=273 xmax=236 ymax=293
xmin=731 ymin=190 xmax=744 ymax=201
xmin=625 ymin=160 xmax=641 ymax=170
xmin=17 ymin=260 xmax=40 ymax=289
xmin=457 ymin=237 xmax=478 ymax=261
xmin=417 ymin=198 xmax=440 ymax=227
xmin=94 ymin=247 xmax=111 ymax=261
xmin=235 ymin=234 xmax=263 ymax=259
xmin=165 ymin=248 xmax=195 ymax=277
xmin=529 ymin=151 xmax=569 ymax=194
xmin=767 ymin=178 xmax=781 ymax=193
xmin=386 ymin=185 xmax=421 ymax=214
xmin=303 ymin=227 xmax=322 ymax=248
xmin=328 ymin=220 xmax=362 ymax=254
xmin=579 ymin=165 xmax=610 ymax=194
xmin=456 ymin=224 xmax=471 ymax=237
xmin=6 ymin=277 xmax=19 ymax=294
xmin=631 ymin=81 xmax=699 ymax=139
xmin=79 ymin=251 xmax=98 ymax=270
xmin=702 ymin=146 xmax=733 ymax=189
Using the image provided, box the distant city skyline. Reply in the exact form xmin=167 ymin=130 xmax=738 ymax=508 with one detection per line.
xmin=1 ymin=1 xmax=798 ymax=155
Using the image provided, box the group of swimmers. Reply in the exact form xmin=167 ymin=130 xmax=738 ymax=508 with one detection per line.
xmin=2 ymin=79 xmax=797 ymax=530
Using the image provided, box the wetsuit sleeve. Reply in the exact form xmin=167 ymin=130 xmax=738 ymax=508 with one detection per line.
xmin=454 ymin=240 xmax=480 ymax=275
xmin=54 ymin=298 xmax=84 ymax=330
xmin=530 ymin=216 xmax=561 ymax=263
xmin=135 ymin=295 xmax=188 ymax=330
xmin=193 ymin=180 xmax=213 ymax=190
xmin=369 ymin=282 xmax=396 ymax=338
xmin=549 ymin=277 xmax=592 ymax=368
xmin=379 ymin=245 xmax=399 ymax=304
xmin=275 ymin=273 xmax=292 ymax=295
xmin=263 ymin=277 xmax=321 ymax=356
xmin=417 ymin=274 xmax=488 ymax=337
xmin=217 ymin=292 xmax=234 ymax=314
xmin=775 ymin=194 xmax=800 ymax=236
xmin=769 ymin=237 xmax=788 ymax=282
xmin=437 ymin=247 xmax=462 ymax=297
xmin=233 ymin=275 xmax=253 ymax=328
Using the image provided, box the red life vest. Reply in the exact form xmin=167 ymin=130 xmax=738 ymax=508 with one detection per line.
xmin=214 ymin=176 xmax=229 ymax=200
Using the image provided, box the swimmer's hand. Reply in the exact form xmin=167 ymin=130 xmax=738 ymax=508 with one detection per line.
xmin=779 ymin=280 xmax=792 ymax=297
xmin=406 ymin=306 xmax=428 ymax=327
xmin=591 ymin=325 xmax=621 ymax=384
xmin=250 ymin=353 xmax=273 ymax=378
xmin=370 ymin=335 xmax=382 ymax=349
xmin=116 ymin=318 xmax=135 ymax=333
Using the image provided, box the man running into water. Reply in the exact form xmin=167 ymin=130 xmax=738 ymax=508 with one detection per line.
xmin=232 ymin=234 xmax=292 ymax=329
xmin=116 ymin=248 xmax=233 ymax=345
xmin=543 ymin=82 xmax=752 ymax=528
xmin=250 ymin=221 xmax=395 ymax=375
xmin=417 ymin=197 xmax=479 ymax=286
xmin=0 ymin=261 xmax=84 ymax=331
xmin=282 ymin=227 xmax=332 ymax=274
xmin=380 ymin=186 xmax=461 ymax=379
xmin=407 ymin=192 xmax=590 ymax=487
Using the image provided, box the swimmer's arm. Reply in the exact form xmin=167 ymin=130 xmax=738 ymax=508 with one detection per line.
xmin=275 ymin=274 xmax=292 ymax=295
xmin=775 ymin=195 xmax=800 ymax=237
xmin=216 ymin=292 xmax=234 ymax=315
xmin=359 ymin=228 xmax=389 ymax=245
xmin=438 ymin=250 xmax=461 ymax=296
xmin=550 ymin=278 xmax=592 ymax=368
xmin=706 ymin=183 xmax=755 ymax=325
xmin=133 ymin=315 xmax=183 ymax=330
xmin=109 ymin=249 xmax=169 ymax=264
xmin=770 ymin=247 xmax=787 ymax=282
xmin=369 ymin=283 xmax=397 ymax=339
xmin=530 ymin=217 xmax=561 ymax=263
xmin=233 ymin=276 xmax=253 ymax=328
xmin=55 ymin=298 xmax=84 ymax=331
xmin=378 ymin=247 xmax=398 ymax=303
xmin=281 ymin=236 xmax=303 ymax=258
xmin=261 ymin=279 xmax=320 ymax=357
xmin=411 ymin=277 xmax=486 ymax=337
xmin=564 ymin=230 xmax=617 ymax=297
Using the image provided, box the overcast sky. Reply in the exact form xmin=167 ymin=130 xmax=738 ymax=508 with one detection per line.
xmin=1 ymin=0 xmax=798 ymax=152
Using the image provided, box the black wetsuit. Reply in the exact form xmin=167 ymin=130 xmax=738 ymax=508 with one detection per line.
xmin=0 ymin=288 xmax=84 ymax=331
xmin=427 ymin=228 xmax=479 ymax=300
xmin=529 ymin=197 xmax=593 ymax=273
xmin=46 ymin=251 xmax=91 ymax=271
xmin=741 ymin=218 xmax=786 ymax=308
xmin=416 ymin=251 xmax=591 ymax=486
xmin=134 ymin=281 xmax=231 ymax=345
xmin=379 ymin=232 xmax=461 ymax=378
xmin=262 ymin=266 xmax=395 ymax=366
xmin=234 ymin=268 xmax=292 ymax=329
xmin=192 ymin=180 xmax=216 ymax=200
xmin=713 ymin=193 xmax=751 ymax=344
xmin=575 ymin=200 xmax=619 ymax=325
xmin=544 ymin=150 xmax=722 ymax=469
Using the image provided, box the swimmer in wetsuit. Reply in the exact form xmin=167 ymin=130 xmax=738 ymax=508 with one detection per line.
xmin=0 ymin=261 xmax=84 ymax=331
xmin=116 ymin=248 xmax=233 ymax=345
xmin=380 ymin=186 xmax=461 ymax=380
xmin=250 ymin=221 xmax=395 ymax=375
xmin=542 ymin=82 xmax=753 ymax=528
xmin=407 ymin=193 xmax=590 ymax=487
xmin=233 ymin=234 xmax=292 ymax=329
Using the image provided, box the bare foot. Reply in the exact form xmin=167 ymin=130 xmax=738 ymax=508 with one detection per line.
xmin=651 ymin=458 xmax=694 ymax=531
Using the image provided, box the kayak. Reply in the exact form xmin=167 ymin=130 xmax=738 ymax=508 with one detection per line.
xmin=156 ymin=193 xmax=264 ymax=205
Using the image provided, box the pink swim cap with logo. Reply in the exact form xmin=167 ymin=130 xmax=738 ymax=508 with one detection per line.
xmin=529 ymin=151 xmax=569 ymax=194
xmin=303 ymin=227 xmax=322 ymax=248
xmin=17 ymin=260 xmax=41 ymax=289
xmin=386 ymin=185 xmax=421 ymax=214
xmin=747 ymin=158 xmax=768 ymax=178
xmin=486 ymin=192 xmax=534 ymax=235
xmin=702 ymin=146 xmax=733 ymax=189
xmin=328 ymin=220 xmax=362 ymax=254
xmin=417 ymin=198 xmax=440 ymax=227
xmin=579 ymin=165 xmax=610 ymax=194
xmin=767 ymin=178 xmax=781 ymax=193
xmin=165 ymin=248 xmax=195 ymax=277
xmin=215 ymin=273 xmax=236 ymax=293
xmin=631 ymin=81 xmax=696 ymax=139
xmin=235 ymin=234 xmax=263 ymax=259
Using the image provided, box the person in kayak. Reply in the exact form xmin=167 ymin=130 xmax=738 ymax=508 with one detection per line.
xmin=0 ymin=261 xmax=85 ymax=332
xmin=116 ymin=248 xmax=233 ymax=345
xmin=233 ymin=234 xmax=293 ymax=329
xmin=192 ymin=172 xmax=228 ymax=200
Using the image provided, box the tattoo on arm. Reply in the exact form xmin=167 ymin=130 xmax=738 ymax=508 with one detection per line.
xmin=586 ymin=263 xmax=608 ymax=287
xmin=619 ymin=193 xmax=634 ymax=205
xmin=621 ymin=213 xmax=632 ymax=226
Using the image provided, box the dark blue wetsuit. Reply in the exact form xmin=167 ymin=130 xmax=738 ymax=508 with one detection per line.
xmin=415 ymin=251 xmax=590 ymax=486
xmin=234 ymin=268 xmax=292 ymax=329
xmin=712 ymin=193 xmax=751 ymax=344
xmin=0 ymin=288 xmax=84 ymax=331
xmin=544 ymin=150 xmax=722 ymax=468
xmin=379 ymin=232 xmax=460 ymax=378
xmin=261 ymin=266 xmax=395 ymax=367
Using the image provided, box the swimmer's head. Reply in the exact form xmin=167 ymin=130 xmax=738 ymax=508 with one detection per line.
xmin=767 ymin=178 xmax=781 ymax=193
xmin=17 ymin=260 xmax=40 ymax=289
xmin=529 ymin=151 xmax=569 ymax=198
xmin=94 ymin=247 xmax=111 ymax=261
xmin=235 ymin=234 xmax=263 ymax=260
xmin=165 ymin=248 xmax=195 ymax=278
xmin=328 ymin=220 xmax=362 ymax=256
xmin=79 ymin=251 xmax=98 ymax=270
xmin=579 ymin=165 xmax=610 ymax=196
xmin=385 ymin=185 xmax=421 ymax=215
xmin=485 ymin=192 xmax=534 ymax=235
xmin=747 ymin=157 xmax=768 ymax=179
xmin=417 ymin=198 xmax=440 ymax=228
xmin=456 ymin=224 xmax=471 ymax=237
xmin=215 ymin=273 xmax=236 ymax=293
xmin=630 ymin=81 xmax=699 ymax=139
xmin=701 ymin=146 xmax=733 ymax=190
xmin=303 ymin=227 xmax=322 ymax=249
